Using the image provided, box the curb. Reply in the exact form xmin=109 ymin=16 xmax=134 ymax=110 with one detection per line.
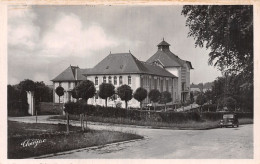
xmin=30 ymin=137 xmax=146 ymax=159
xmin=50 ymin=118 xmax=219 ymax=130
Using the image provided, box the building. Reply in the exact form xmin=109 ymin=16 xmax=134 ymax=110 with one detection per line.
xmin=51 ymin=66 xmax=89 ymax=103
xmin=51 ymin=39 xmax=193 ymax=107
xmin=146 ymin=39 xmax=193 ymax=102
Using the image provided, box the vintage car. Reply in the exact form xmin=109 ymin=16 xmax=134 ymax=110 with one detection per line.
xmin=219 ymin=113 xmax=239 ymax=128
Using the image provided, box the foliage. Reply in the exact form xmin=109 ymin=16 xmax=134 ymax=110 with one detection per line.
xmin=71 ymin=87 xmax=80 ymax=100
xmin=75 ymin=80 xmax=96 ymax=101
xmin=133 ymin=87 xmax=147 ymax=109
xmin=148 ymin=89 xmax=161 ymax=103
xmin=190 ymin=91 xmax=194 ymax=103
xmin=98 ymin=83 xmax=115 ymax=107
xmin=196 ymin=94 xmax=207 ymax=111
xmin=117 ymin=84 xmax=133 ymax=109
xmin=182 ymin=5 xmax=253 ymax=83
xmin=159 ymin=91 xmax=172 ymax=111
xmin=159 ymin=91 xmax=172 ymax=104
xmin=221 ymin=97 xmax=237 ymax=111
xmin=34 ymin=81 xmax=53 ymax=102
xmin=55 ymin=86 xmax=64 ymax=103
xmin=18 ymin=79 xmax=35 ymax=92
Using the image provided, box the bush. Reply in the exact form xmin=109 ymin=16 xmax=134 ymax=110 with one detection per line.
xmin=201 ymin=112 xmax=253 ymax=121
xmin=62 ymin=102 xmax=253 ymax=123
xmin=159 ymin=112 xmax=201 ymax=123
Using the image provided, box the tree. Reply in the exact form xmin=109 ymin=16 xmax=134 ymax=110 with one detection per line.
xmin=221 ymin=97 xmax=237 ymax=111
xmin=76 ymin=80 xmax=96 ymax=101
xmin=55 ymin=86 xmax=64 ymax=104
xmin=196 ymin=93 xmax=207 ymax=112
xmin=182 ymin=6 xmax=253 ymax=85
xmin=18 ymin=79 xmax=35 ymax=92
xmin=148 ymin=89 xmax=161 ymax=111
xmin=159 ymin=91 xmax=172 ymax=112
xmin=190 ymin=91 xmax=194 ymax=103
xmin=117 ymin=85 xmax=133 ymax=109
xmin=133 ymin=87 xmax=147 ymax=109
xmin=71 ymin=87 xmax=80 ymax=101
xmin=98 ymin=83 xmax=115 ymax=107
xmin=34 ymin=81 xmax=52 ymax=102
xmin=74 ymin=80 xmax=96 ymax=130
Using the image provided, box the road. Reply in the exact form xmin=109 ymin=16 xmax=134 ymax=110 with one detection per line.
xmin=8 ymin=116 xmax=253 ymax=159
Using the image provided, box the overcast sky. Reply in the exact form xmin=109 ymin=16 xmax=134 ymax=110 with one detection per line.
xmin=8 ymin=5 xmax=222 ymax=85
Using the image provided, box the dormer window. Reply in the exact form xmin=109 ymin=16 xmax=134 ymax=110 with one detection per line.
xmin=103 ymin=76 xmax=106 ymax=83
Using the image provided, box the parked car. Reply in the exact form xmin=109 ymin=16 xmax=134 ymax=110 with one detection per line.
xmin=219 ymin=113 xmax=239 ymax=128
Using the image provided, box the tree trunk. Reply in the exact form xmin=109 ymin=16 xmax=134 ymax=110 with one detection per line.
xmin=125 ymin=101 xmax=127 ymax=109
xmin=66 ymin=112 xmax=69 ymax=134
xmin=140 ymin=101 xmax=142 ymax=110
xmin=59 ymin=96 xmax=60 ymax=104
xmin=85 ymin=114 xmax=87 ymax=130
xmin=105 ymin=98 xmax=107 ymax=107
xmin=165 ymin=103 xmax=167 ymax=112
xmin=154 ymin=102 xmax=156 ymax=111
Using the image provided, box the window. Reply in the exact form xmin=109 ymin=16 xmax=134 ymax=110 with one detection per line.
xmin=59 ymin=82 xmax=61 ymax=86
xmin=68 ymin=82 xmax=71 ymax=88
xmin=95 ymin=93 xmax=98 ymax=99
xmin=95 ymin=77 xmax=98 ymax=85
xmin=166 ymin=80 xmax=168 ymax=91
xmin=119 ymin=76 xmax=123 ymax=85
xmin=114 ymin=76 xmax=117 ymax=85
xmin=128 ymin=76 xmax=131 ymax=85
xmin=108 ymin=76 xmax=112 ymax=83
xmin=103 ymin=76 xmax=106 ymax=83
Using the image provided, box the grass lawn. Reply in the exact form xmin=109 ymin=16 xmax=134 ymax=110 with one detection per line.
xmin=8 ymin=121 xmax=143 ymax=159
xmin=50 ymin=115 xmax=253 ymax=130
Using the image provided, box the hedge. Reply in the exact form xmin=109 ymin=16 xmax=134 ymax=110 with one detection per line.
xmin=63 ymin=102 xmax=253 ymax=123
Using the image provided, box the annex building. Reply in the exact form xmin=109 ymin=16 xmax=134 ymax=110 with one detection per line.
xmin=51 ymin=39 xmax=193 ymax=108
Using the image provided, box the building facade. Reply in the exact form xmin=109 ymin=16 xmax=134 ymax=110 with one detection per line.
xmin=51 ymin=40 xmax=193 ymax=107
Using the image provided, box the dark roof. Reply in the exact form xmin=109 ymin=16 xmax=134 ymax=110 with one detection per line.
xmin=157 ymin=40 xmax=170 ymax=46
xmin=51 ymin=66 xmax=89 ymax=82
xmin=84 ymin=53 xmax=176 ymax=78
xmin=147 ymin=49 xmax=193 ymax=69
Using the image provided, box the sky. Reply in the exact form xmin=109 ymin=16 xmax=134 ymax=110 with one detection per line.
xmin=8 ymin=5 xmax=222 ymax=85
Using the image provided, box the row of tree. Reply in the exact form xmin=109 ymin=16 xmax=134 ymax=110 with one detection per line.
xmin=59 ymin=80 xmax=172 ymax=133
xmin=55 ymin=81 xmax=173 ymax=110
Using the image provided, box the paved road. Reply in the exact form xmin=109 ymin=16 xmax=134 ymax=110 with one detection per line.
xmin=8 ymin=116 xmax=253 ymax=159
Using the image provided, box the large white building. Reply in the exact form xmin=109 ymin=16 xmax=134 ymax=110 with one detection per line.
xmin=51 ymin=40 xmax=193 ymax=107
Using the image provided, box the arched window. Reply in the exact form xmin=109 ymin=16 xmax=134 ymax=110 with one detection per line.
xmin=108 ymin=76 xmax=112 ymax=83
xmin=95 ymin=77 xmax=98 ymax=85
xmin=114 ymin=76 xmax=117 ymax=85
xmin=119 ymin=76 xmax=123 ymax=85
xmin=128 ymin=76 xmax=131 ymax=85
xmin=103 ymin=76 xmax=106 ymax=83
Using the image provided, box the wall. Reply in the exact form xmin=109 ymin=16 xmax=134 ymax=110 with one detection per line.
xmin=53 ymin=81 xmax=77 ymax=103
xmin=86 ymin=74 xmax=141 ymax=108
xmin=166 ymin=67 xmax=181 ymax=101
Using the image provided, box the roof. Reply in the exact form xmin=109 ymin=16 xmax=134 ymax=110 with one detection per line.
xmin=84 ymin=53 xmax=177 ymax=78
xmin=147 ymin=48 xmax=193 ymax=69
xmin=157 ymin=40 xmax=170 ymax=46
xmin=147 ymin=49 xmax=185 ymax=67
xmin=51 ymin=66 xmax=89 ymax=82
